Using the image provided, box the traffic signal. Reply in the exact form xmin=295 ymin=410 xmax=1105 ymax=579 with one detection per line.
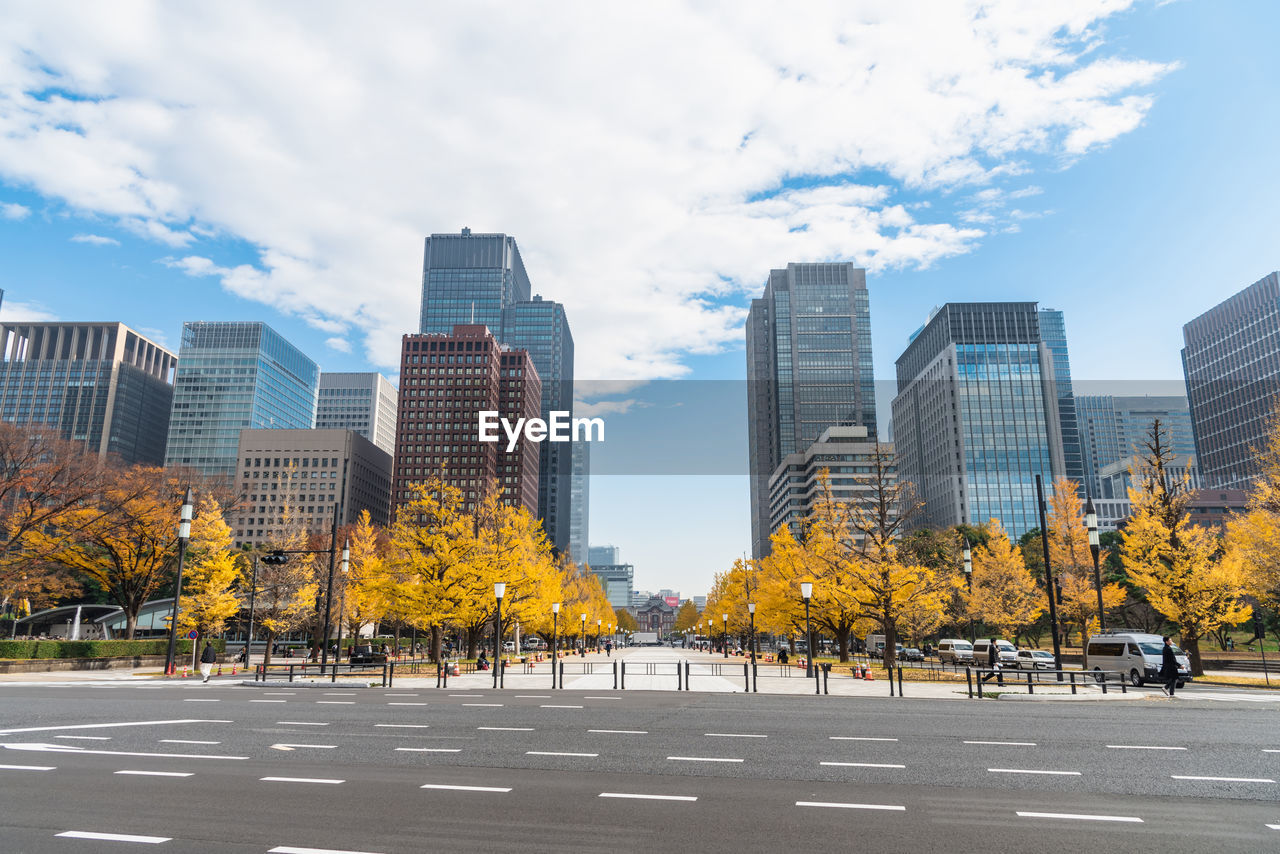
xmin=261 ymin=551 xmax=290 ymax=566
xmin=1253 ymin=610 xmax=1267 ymax=641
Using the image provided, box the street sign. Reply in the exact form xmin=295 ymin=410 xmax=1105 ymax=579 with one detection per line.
xmin=187 ymin=630 xmax=198 ymax=639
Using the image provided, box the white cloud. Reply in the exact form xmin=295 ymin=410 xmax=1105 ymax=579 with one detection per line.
xmin=0 ymin=1 xmax=1176 ymax=379
xmin=70 ymin=232 xmax=119 ymax=246
xmin=0 ymin=299 xmax=56 ymax=321
xmin=1 ymin=202 xmax=30 ymax=220
xmin=324 ymin=336 xmax=351 ymax=353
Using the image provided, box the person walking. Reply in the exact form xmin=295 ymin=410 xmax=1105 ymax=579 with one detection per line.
xmin=980 ymin=638 xmax=1004 ymax=686
xmin=199 ymin=642 xmax=218 ymax=683
xmin=1160 ymin=636 xmax=1180 ymax=696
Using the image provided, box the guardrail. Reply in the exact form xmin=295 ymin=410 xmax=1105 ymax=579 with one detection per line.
xmin=966 ymin=666 xmax=1128 ymax=698
xmin=253 ymin=659 xmax=398 ymax=687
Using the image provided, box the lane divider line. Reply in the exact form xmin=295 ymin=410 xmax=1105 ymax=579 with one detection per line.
xmin=477 ymin=727 xmax=532 ymax=732
xmin=667 ymin=756 xmax=743 ymax=763
xmin=0 ymin=763 xmax=55 ymax=771
xmin=260 ymin=776 xmax=345 ymax=784
xmin=796 ymin=801 xmax=905 ymax=811
xmin=599 ymin=792 xmax=696 ymax=802
xmin=989 ymin=768 xmax=1080 ymax=776
xmin=387 ymin=702 xmax=428 ymax=706
xmin=1017 ymin=811 xmax=1142 ymax=823
xmin=1171 ymin=775 xmax=1275 ymax=783
xmin=965 ymin=740 xmax=1036 ymax=746
xmin=1106 ymin=745 xmax=1186 ymax=750
xmin=374 ymin=724 xmax=430 ymax=729
xmin=56 ymin=831 xmax=172 ymax=843
xmin=116 ymin=770 xmax=193 ymax=778
xmin=55 ymin=736 xmax=111 ymax=741
xmin=589 ymin=729 xmax=647 ymax=734
xmin=540 ymin=705 xmax=583 ymax=709
xmin=526 ymin=751 xmax=598 ymax=757
xmin=269 ymin=846 xmax=385 ymax=854
xmin=420 ymin=784 xmax=510 ymax=793
xmin=830 ymin=736 xmax=897 ymax=742
xmin=396 ymin=748 xmax=461 ymax=753
xmin=821 ymin=762 xmax=905 ymax=769
xmin=706 ymin=733 xmax=767 ymax=738
xmin=278 ymin=722 xmax=328 ymax=726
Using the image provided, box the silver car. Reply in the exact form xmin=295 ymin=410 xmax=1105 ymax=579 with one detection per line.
xmin=1015 ymin=649 xmax=1056 ymax=671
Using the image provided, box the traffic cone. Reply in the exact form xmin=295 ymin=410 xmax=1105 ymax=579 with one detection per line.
xmin=231 ymin=664 xmax=238 ymax=676
xmin=182 ymin=665 xmax=189 ymax=678
xmin=864 ymin=666 xmax=873 ymax=681
xmin=217 ymin=664 xmax=223 ymax=676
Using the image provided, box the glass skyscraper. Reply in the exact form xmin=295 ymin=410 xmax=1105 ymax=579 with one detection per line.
xmin=419 ymin=228 xmax=532 ymax=335
xmin=746 ymin=262 xmax=877 ymax=558
xmin=569 ymin=440 xmax=589 ymax=564
xmin=316 ymin=372 xmax=399 ymax=456
xmin=1182 ymin=271 xmax=1280 ymax=488
xmin=1076 ymin=394 xmax=1196 ymax=498
xmin=164 ymin=321 xmax=319 ymax=480
xmin=0 ymin=322 xmax=176 ymax=465
xmin=892 ymin=303 xmax=1064 ymax=537
xmin=1038 ymin=309 xmax=1084 ymax=491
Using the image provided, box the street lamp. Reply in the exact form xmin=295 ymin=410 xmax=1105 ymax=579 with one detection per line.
xmin=747 ymin=602 xmax=757 ymax=662
xmin=597 ymin=617 xmax=602 ymax=652
xmin=801 ymin=582 xmax=813 ymax=677
xmin=1085 ymin=496 xmax=1106 ymax=632
xmin=493 ymin=582 xmax=506 ymax=689
xmin=963 ymin=538 xmax=975 ymax=645
xmin=335 ymin=539 xmax=350 ymax=665
xmin=164 ymin=487 xmax=194 ymax=677
xmin=722 ymin=612 xmax=729 ymax=658
xmin=580 ymin=612 xmax=587 ymax=657
xmin=551 ymin=602 xmax=560 ymax=689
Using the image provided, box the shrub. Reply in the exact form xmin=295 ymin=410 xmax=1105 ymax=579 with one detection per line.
xmin=0 ymin=638 xmax=225 ymax=660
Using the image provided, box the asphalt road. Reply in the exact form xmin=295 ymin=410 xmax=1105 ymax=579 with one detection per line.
xmin=1 ymin=678 xmax=1278 ymax=853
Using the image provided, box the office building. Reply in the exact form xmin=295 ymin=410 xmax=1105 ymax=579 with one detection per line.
xmin=569 ymin=440 xmax=590 ymax=564
xmin=232 ymin=428 xmax=393 ymax=547
xmin=1182 ymin=272 xmax=1280 ymax=488
xmin=1038 ymin=310 xmax=1084 ymax=490
xmin=1099 ymin=453 xmax=1201 ymax=504
xmin=746 ymin=262 xmax=877 ymax=558
xmin=164 ymin=322 xmax=318 ymax=480
xmin=891 ymin=302 xmax=1064 ymax=537
xmin=1076 ymin=395 xmax=1196 ymax=498
xmin=0 ymin=322 xmax=176 ymax=464
xmin=766 ymin=426 xmax=894 ymax=543
xmin=316 ymin=372 xmax=398 ymax=455
xmin=588 ymin=545 xmax=622 ymax=566
xmin=590 ymin=563 xmax=634 ymax=609
xmin=501 ymin=296 xmax=574 ymax=553
xmin=419 ymin=229 xmax=532 ymax=338
xmin=392 ymin=325 xmax=540 ymax=514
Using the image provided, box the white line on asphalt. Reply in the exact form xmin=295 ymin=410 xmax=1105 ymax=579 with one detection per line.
xmin=1264 ymin=749 xmax=1280 ymax=753
xmin=420 ymin=784 xmax=511 ymax=792
xmin=1171 ymin=775 xmax=1275 ymax=783
xmin=55 ymin=736 xmax=111 ymax=741
xmin=462 ymin=703 xmax=503 ymax=707
xmin=384 ymin=694 xmax=419 ymax=697
xmin=3 ymin=744 xmax=247 ymax=760
xmin=270 ymin=744 xmax=336 ymax=751
xmin=526 ymin=751 xmax=598 ymax=757
xmin=796 ymin=801 xmax=905 ymax=811
xmin=0 ymin=719 xmax=228 ymax=736
xmin=829 ymin=736 xmax=898 ymax=742
xmin=515 ymin=695 xmax=550 ymax=698
xmin=375 ymin=724 xmax=431 ymax=729
xmin=160 ymin=740 xmax=220 ymax=745
xmin=477 ymin=727 xmax=533 ymax=731
xmin=278 ymin=722 xmax=328 ymax=726
xmin=965 ymin=741 xmax=1036 ymax=746
xmin=585 ymin=697 xmax=622 ymax=700
xmin=1107 ymin=745 xmax=1186 ymax=750
xmin=448 ymin=694 xmax=483 ymax=698
xmin=1267 ymin=824 xmax=1280 ymax=830
xmin=599 ymin=792 xmax=697 ymax=802
xmin=540 ymin=704 xmax=583 ymax=709
xmin=589 ymin=729 xmax=647 ymax=734
xmin=667 ymin=756 xmax=744 ymax=763
xmin=387 ymin=702 xmax=428 ymax=706
xmin=316 ymin=701 xmax=354 ymax=705
xmin=821 ymin=762 xmax=905 ymax=769
xmin=706 ymin=733 xmax=767 ymax=738
xmin=251 ymin=700 xmax=287 ymax=703
xmin=1017 ymin=811 xmax=1142 ymax=823
xmin=184 ymin=698 xmax=220 ymax=702
xmin=989 ymin=768 xmax=1080 ymax=776
xmin=264 ymin=692 xmax=296 ymax=695
xmin=0 ymin=763 xmax=55 ymax=771
xmin=116 ymin=770 xmax=193 ymax=778
xmin=56 ymin=831 xmax=172 ymax=843
xmin=269 ymin=846 xmax=385 ymax=854
xmin=323 ymin=692 xmax=357 ymax=695
xmin=396 ymin=748 xmax=462 ymax=753
xmin=261 ymin=776 xmax=345 ymax=784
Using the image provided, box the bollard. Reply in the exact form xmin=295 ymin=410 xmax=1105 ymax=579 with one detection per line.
xmin=559 ymin=660 xmax=565 ymax=689
xmin=752 ymin=661 xmax=758 ymax=693
xmin=1069 ymin=671 xmax=1076 ymax=695
xmin=288 ymin=664 xmax=295 ymax=683
xmin=744 ymin=662 xmax=750 ymax=693
xmin=888 ymin=663 xmax=895 ymax=697
xmin=897 ymin=663 xmax=904 ymax=697
xmin=814 ymin=663 xmax=820 ymax=695
xmin=822 ymin=664 xmax=829 ymax=695
xmin=966 ymin=666 xmax=973 ymax=699
xmin=1026 ymin=670 xmax=1033 ymax=695
xmin=613 ymin=660 xmax=618 ymax=690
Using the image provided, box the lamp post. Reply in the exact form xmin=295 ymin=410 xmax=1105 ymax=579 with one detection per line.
xmin=963 ymin=538 xmax=975 ymax=645
xmin=493 ymin=582 xmax=506 ymax=689
xmin=164 ymin=487 xmax=194 ymax=677
xmin=801 ymin=582 xmax=813 ymax=677
xmin=1036 ymin=475 xmax=1064 ymax=675
xmin=1085 ymin=496 xmax=1106 ymax=632
xmin=722 ymin=613 xmax=729 ymax=658
xmin=241 ymin=554 xmax=259 ymax=667
xmin=551 ymin=602 xmax=560 ymax=689
xmin=747 ymin=602 xmax=757 ymax=662
xmin=334 ymin=540 xmax=350 ymax=665
xmin=597 ymin=618 xmax=602 ymax=653
xmin=580 ymin=613 xmax=587 ymax=657
xmin=319 ymin=503 xmax=341 ymax=669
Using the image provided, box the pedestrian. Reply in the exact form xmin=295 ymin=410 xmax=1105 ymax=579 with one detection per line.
xmin=1160 ymin=636 xmax=1180 ymax=696
xmin=605 ymin=640 xmax=612 ymax=657
xmin=199 ymin=642 xmax=218 ymax=683
xmin=980 ymin=637 xmax=1003 ymax=686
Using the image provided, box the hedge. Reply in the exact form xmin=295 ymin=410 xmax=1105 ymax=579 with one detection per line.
xmin=0 ymin=639 xmax=226 ymax=660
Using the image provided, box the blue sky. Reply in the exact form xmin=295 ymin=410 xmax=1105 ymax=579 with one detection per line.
xmin=1 ymin=1 xmax=1276 ymax=595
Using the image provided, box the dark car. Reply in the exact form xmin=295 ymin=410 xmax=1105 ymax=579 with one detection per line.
xmin=901 ymin=647 xmax=924 ymax=662
xmin=348 ymin=645 xmax=388 ymax=664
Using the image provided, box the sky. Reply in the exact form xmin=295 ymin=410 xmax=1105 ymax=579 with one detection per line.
xmin=0 ymin=0 xmax=1276 ymax=597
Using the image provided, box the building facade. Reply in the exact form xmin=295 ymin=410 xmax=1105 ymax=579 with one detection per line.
xmin=231 ymin=428 xmax=393 ymax=547
xmin=631 ymin=596 xmax=677 ymax=637
xmin=746 ymin=262 xmax=877 ymax=558
xmin=766 ymin=426 xmax=894 ymax=543
xmin=1076 ymin=395 xmax=1196 ymax=498
xmin=419 ymin=229 xmax=533 ymax=338
xmin=1181 ymin=271 xmax=1280 ymax=489
xmin=1038 ymin=310 xmax=1084 ymax=491
xmin=569 ymin=440 xmax=590 ymax=564
xmin=891 ymin=302 xmax=1064 ymax=537
xmin=588 ymin=545 xmax=622 ymax=566
xmin=392 ymin=325 xmax=541 ymax=515
xmin=164 ymin=322 xmax=318 ymax=480
xmin=316 ymin=372 xmax=398 ymax=456
xmin=590 ymin=563 xmax=634 ymax=609
xmin=0 ymin=322 xmax=176 ymax=465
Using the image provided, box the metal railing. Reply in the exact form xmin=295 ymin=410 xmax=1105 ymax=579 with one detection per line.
xmin=966 ymin=666 xmax=1128 ymax=698
xmin=253 ymin=659 xmax=398 ymax=687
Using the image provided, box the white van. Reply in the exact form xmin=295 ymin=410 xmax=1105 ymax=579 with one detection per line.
xmin=1085 ymin=631 xmax=1192 ymax=688
xmin=937 ymin=638 xmax=974 ymax=664
xmin=972 ymin=638 xmax=1018 ymax=667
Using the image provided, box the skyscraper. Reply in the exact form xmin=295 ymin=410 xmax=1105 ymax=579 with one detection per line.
xmin=0 ymin=322 xmax=176 ymax=465
xmin=1182 ymin=271 xmax=1280 ymax=488
xmin=316 ymin=372 xmax=399 ymax=456
xmin=1038 ymin=309 xmax=1084 ymax=491
xmin=588 ymin=545 xmax=621 ymax=566
xmin=501 ymin=296 xmax=574 ymax=552
xmin=1076 ymin=395 xmax=1196 ymax=498
xmin=419 ymin=229 xmax=532 ymax=336
xmin=569 ymin=440 xmax=590 ymax=564
xmin=891 ymin=302 xmax=1064 ymax=537
xmin=746 ymin=263 xmax=876 ymax=558
xmin=164 ymin=321 xmax=319 ymax=480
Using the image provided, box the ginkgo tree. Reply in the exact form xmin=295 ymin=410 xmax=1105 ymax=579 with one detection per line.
xmin=1046 ymin=478 xmax=1125 ymax=645
xmin=176 ymin=496 xmax=243 ymax=642
xmin=971 ymin=519 xmax=1044 ymax=641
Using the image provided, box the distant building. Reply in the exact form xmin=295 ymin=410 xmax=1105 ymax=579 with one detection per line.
xmin=1099 ymin=454 xmax=1200 ymax=504
xmin=0 ymin=322 xmax=176 ymax=465
xmin=1182 ymin=271 xmax=1280 ymax=489
xmin=1076 ymin=395 xmax=1196 ymax=498
xmin=392 ymin=325 xmax=540 ymax=515
xmin=317 ymin=372 xmax=398 ymax=456
xmin=1186 ymin=488 xmax=1248 ymax=529
xmin=1038 ymin=310 xmax=1084 ymax=491
xmin=232 ymin=428 xmax=392 ymax=547
xmin=588 ymin=545 xmax=622 ymax=566
xmin=569 ymin=440 xmax=590 ymax=563
xmin=590 ymin=564 xmax=634 ymax=609
xmin=692 ymin=595 xmax=707 ymax=610
xmin=631 ymin=596 xmax=677 ymax=637
xmin=164 ymin=321 xmax=318 ymax=480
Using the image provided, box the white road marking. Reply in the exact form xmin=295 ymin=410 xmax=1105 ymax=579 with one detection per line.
xmin=477 ymin=727 xmax=533 ymax=732
xmin=396 ymin=748 xmax=461 ymax=753
xmin=830 ymin=736 xmax=898 ymax=742
xmin=184 ymin=699 xmax=220 ymax=702
xmin=965 ymin=740 xmax=1036 ymax=746
xmin=251 ymin=700 xmax=287 ymax=703
xmin=384 ymin=694 xmax=418 ymax=697
xmin=1017 ymin=811 xmax=1142 ymax=823
xmin=1171 ymin=775 xmax=1275 ymax=783
xmin=269 ymin=847 xmax=385 ymax=854
xmin=599 ymin=792 xmax=697 ymax=802
xmin=0 ymin=763 xmax=55 ymax=771
xmin=264 ymin=692 xmax=296 ymax=695
xmin=989 ymin=768 xmax=1080 ymax=776
xmin=540 ymin=704 xmax=583 ymax=709
xmin=0 ymin=719 xmax=228 ymax=736
xmin=56 ymin=736 xmax=111 ymax=741
xmin=821 ymin=762 xmax=905 ymax=769
xmin=323 ymin=692 xmax=357 ymax=696
xmin=1107 ymin=745 xmax=1186 ymax=751
xmin=420 ymin=783 xmax=510 ymax=792
xmin=4 ymin=743 xmax=247 ymax=760
xmin=387 ymin=702 xmax=427 ymax=706
xmin=585 ymin=696 xmax=622 ymax=700
xmin=1267 ymin=824 xmax=1280 ymax=830
xmin=796 ymin=801 xmax=905 ymax=811
xmin=116 ymin=770 xmax=193 ymax=778
xmin=1263 ymin=749 xmax=1280 ymax=753
xmin=448 ymin=694 xmax=483 ymax=698
xmin=589 ymin=729 xmax=647 ymax=734
xmin=160 ymin=740 xmax=220 ymax=745
xmin=515 ymin=695 xmax=550 ymax=698
xmin=278 ymin=722 xmax=328 ymax=726
xmin=316 ymin=701 xmax=354 ymax=705
xmin=526 ymin=751 xmax=598 ymax=757
xmin=261 ymin=776 xmax=345 ymax=784
xmin=56 ymin=831 xmax=172 ymax=843
xmin=375 ymin=724 xmax=430 ymax=729
xmin=667 ymin=756 xmax=743 ymax=763
xmin=706 ymin=733 xmax=767 ymax=738
xmin=462 ymin=703 xmax=503 ymax=707
xmin=270 ymin=744 xmax=336 ymax=751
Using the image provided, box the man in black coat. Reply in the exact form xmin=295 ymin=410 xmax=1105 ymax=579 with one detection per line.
xmin=1160 ymin=636 xmax=1180 ymax=696
xmin=980 ymin=638 xmax=1004 ymax=686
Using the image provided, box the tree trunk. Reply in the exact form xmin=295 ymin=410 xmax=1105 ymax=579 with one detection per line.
xmin=836 ymin=627 xmax=850 ymax=663
xmin=262 ymin=629 xmax=275 ymax=667
xmin=884 ymin=617 xmax=898 ymax=668
xmin=466 ymin=626 xmax=478 ymax=660
xmin=124 ymin=611 xmax=137 ymax=640
xmin=431 ymin=624 xmax=442 ymax=663
xmin=1184 ymin=632 xmax=1204 ymax=677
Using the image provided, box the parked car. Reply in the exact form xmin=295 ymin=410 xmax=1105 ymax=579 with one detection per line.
xmin=1015 ymin=649 xmax=1056 ymax=671
xmin=522 ymin=637 xmax=546 ymax=651
xmin=937 ymin=638 xmax=975 ymax=664
xmin=502 ymin=641 xmax=516 ymax=653
xmin=1086 ymin=631 xmax=1192 ymax=687
xmin=348 ymin=645 xmax=387 ymax=664
xmin=972 ymin=638 xmax=1018 ymax=667
xmin=901 ymin=647 xmax=924 ymax=662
